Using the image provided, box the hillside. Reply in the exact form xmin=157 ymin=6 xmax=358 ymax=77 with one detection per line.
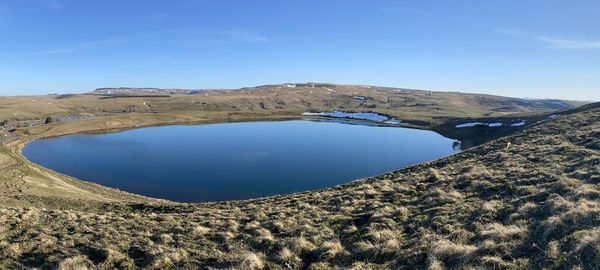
xmin=0 ymin=98 xmax=598 ymax=268
xmin=0 ymin=84 xmax=585 ymax=136
xmin=90 ymin=88 xmax=202 ymax=96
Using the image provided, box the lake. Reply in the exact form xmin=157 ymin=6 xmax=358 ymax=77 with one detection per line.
xmin=23 ymin=120 xmax=459 ymax=202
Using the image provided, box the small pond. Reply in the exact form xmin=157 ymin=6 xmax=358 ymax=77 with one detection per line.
xmin=23 ymin=120 xmax=459 ymax=202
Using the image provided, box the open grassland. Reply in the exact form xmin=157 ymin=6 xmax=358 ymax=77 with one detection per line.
xmin=1 ymin=84 xmax=583 ymax=132
xmin=1 ymin=83 xmax=584 ymax=149
xmin=0 ymin=85 xmax=597 ymax=269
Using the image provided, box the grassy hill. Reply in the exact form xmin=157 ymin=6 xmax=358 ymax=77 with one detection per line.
xmin=0 ymin=85 xmax=597 ymax=269
xmin=0 ymin=84 xmax=584 ymax=134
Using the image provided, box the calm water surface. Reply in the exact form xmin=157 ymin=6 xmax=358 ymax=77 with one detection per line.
xmin=23 ymin=120 xmax=459 ymax=202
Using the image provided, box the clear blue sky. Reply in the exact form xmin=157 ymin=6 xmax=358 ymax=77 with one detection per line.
xmin=0 ymin=0 xmax=598 ymax=100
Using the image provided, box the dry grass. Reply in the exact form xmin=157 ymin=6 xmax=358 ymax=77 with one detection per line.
xmin=57 ymin=256 xmax=93 ymax=270
xmin=0 ymin=92 xmax=598 ymax=269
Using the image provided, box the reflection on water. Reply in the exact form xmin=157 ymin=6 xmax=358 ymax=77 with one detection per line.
xmin=302 ymin=111 xmax=402 ymax=124
xmin=23 ymin=120 xmax=459 ymax=202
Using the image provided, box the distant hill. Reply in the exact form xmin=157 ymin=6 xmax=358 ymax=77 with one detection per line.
xmin=217 ymin=83 xmax=587 ymax=118
xmin=0 ymin=83 xmax=589 ymax=139
xmin=88 ymin=84 xmax=585 ymax=113
xmin=90 ymin=87 xmax=202 ymax=96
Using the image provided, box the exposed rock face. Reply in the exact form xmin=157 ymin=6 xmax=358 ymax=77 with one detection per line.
xmin=1 ymin=119 xmax=30 ymax=130
xmin=90 ymin=88 xmax=202 ymax=96
xmin=1 ymin=115 xmax=96 ymax=131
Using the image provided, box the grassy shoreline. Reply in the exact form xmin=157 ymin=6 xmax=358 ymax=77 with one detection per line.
xmin=8 ymin=110 xmax=452 ymax=208
xmin=1 ymin=87 xmax=597 ymax=269
xmin=3 ymin=112 xmax=308 ymax=207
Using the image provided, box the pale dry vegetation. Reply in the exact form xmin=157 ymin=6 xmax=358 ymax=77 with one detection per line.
xmin=0 ymin=94 xmax=598 ymax=269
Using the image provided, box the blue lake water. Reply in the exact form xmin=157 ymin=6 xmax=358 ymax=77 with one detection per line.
xmin=23 ymin=120 xmax=459 ymax=202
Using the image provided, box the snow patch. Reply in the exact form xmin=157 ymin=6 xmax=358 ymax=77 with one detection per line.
xmin=455 ymin=122 xmax=484 ymax=128
xmin=455 ymin=122 xmax=504 ymax=128
xmin=383 ymin=119 xmax=402 ymax=125
xmin=511 ymin=120 xmax=526 ymax=127
xmin=302 ymin=111 xmax=402 ymax=125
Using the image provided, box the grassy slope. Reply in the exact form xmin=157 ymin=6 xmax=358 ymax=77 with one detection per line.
xmin=0 ymin=84 xmax=585 ymax=128
xmin=0 ymin=89 xmax=597 ymax=269
xmin=0 ymin=84 xmax=583 ymax=209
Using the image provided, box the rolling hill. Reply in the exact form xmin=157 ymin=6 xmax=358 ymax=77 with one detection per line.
xmin=0 ymin=83 xmax=586 ymax=143
xmin=0 ymin=86 xmax=597 ymax=269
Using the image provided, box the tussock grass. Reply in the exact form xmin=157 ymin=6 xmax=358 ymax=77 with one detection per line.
xmin=231 ymin=251 xmax=265 ymax=270
xmin=479 ymin=223 xmax=527 ymax=240
xmin=0 ymin=97 xmax=599 ymax=269
xmin=429 ymin=239 xmax=477 ymax=260
xmin=574 ymin=228 xmax=600 ymax=253
xmin=58 ymin=256 xmax=93 ymax=270
xmin=192 ymin=225 xmax=211 ymax=236
xmin=318 ymin=240 xmax=346 ymax=259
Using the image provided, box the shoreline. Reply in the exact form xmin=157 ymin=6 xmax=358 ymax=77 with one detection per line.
xmin=6 ymin=111 xmax=458 ymax=206
xmin=3 ymin=108 xmax=531 ymax=208
xmin=19 ymin=115 xmax=460 ymax=204
xmin=5 ymin=112 xmax=304 ymax=204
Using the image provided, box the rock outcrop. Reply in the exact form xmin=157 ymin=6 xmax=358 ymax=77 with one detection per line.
xmin=90 ymin=88 xmax=202 ymax=96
